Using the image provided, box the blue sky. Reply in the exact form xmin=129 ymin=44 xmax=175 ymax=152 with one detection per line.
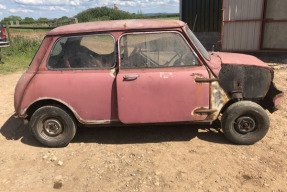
xmin=0 ymin=0 xmax=180 ymax=20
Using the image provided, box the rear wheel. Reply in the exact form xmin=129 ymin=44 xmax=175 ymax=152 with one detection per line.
xmin=29 ymin=105 xmax=77 ymax=147
xmin=221 ymin=101 xmax=269 ymax=145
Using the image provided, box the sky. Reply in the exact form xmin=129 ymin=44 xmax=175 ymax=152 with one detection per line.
xmin=0 ymin=0 xmax=180 ymax=20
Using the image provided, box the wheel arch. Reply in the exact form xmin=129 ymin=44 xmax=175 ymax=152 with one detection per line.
xmin=25 ymin=98 xmax=78 ymax=123
xmin=219 ymin=99 xmax=237 ymax=115
xmin=220 ymin=99 xmax=266 ymax=115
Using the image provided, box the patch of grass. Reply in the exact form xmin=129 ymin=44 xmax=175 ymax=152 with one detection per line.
xmin=153 ymin=17 xmax=180 ymax=20
xmin=10 ymin=28 xmax=50 ymax=33
xmin=0 ymin=36 xmax=42 ymax=74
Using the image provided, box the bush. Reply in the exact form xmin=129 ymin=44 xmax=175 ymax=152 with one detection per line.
xmin=75 ymin=7 xmax=144 ymax=22
xmin=6 ymin=36 xmax=42 ymax=54
xmin=0 ymin=36 xmax=42 ymax=73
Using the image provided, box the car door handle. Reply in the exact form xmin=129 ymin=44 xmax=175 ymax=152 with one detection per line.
xmin=123 ymin=75 xmax=139 ymax=80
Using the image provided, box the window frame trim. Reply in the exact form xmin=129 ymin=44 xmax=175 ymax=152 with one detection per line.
xmin=46 ymin=33 xmax=117 ymax=71
xmin=118 ymin=30 xmax=203 ymax=70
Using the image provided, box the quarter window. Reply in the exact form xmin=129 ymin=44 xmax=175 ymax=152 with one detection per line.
xmin=120 ymin=32 xmax=199 ymax=69
xmin=47 ymin=34 xmax=115 ymax=69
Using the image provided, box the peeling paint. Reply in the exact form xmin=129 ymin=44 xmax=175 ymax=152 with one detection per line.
xmin=209 ymin=81 xmax=229 ymax=120
xmin=191 ymin=107 xmax=208 ymax=120
xmin=159 ymin=72 xmax=173 ymax=79
xmin=110 ymin=68 xmax=116 ymax=77
xmin=190 ymin=73 xmax=204 ymax=77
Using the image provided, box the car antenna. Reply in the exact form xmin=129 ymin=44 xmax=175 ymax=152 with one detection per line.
xmin=192 ymin=14 xmax=197 ymax=31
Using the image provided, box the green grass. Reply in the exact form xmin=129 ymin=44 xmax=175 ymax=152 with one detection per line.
xmin=10 ymin=28 xmax=50 ymax=32
xmin=0 ymin=36 xmax=42 ymax=74
xmin=154 ymin=17 xmax=180 ymax=20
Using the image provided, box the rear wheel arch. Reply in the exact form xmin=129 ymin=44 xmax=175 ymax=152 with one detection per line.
xmin=26 ymin=99 xmax=78 ymax=123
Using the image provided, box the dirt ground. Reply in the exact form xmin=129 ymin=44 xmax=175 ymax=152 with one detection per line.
xmin=0 ymin=66 xmax=286 ymax=192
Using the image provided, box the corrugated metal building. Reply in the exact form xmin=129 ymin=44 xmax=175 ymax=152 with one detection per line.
xmin=180 ymin=0 xmax=223 ymax=51
xmin=180 ymin=0 xmax=222 ymax=32
xmin=180 ymin=0 xmax=287 ymax=52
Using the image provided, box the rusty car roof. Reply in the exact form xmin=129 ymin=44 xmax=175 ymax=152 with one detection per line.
xmin=47 ymin=19 xmax=186 ymax=36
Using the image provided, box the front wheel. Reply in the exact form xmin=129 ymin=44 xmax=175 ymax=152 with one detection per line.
xmin=29 ymin=105 xmax=77 ymax=147
xmin=221 ymin=101 xmax=270 ymax=145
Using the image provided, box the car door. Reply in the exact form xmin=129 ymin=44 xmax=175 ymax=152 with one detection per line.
xmin=116 ymin=31 xmax=210 ymax=124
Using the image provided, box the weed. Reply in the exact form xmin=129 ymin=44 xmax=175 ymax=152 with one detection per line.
xmin=0 ymin=36 xmax=42 ymax=74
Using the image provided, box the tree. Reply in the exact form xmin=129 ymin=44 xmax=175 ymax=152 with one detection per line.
xmin=23 ymin=17 xmax=35 ymax=23
xmin=59 ymin=16 xmax=69 ymax=21
xmin=37 ymin=17 xmax=50 ymax=23
xmin=1 ymin=15 xmax=22 ymax=23
xmin=74 ymin=6 xmax=144 ymax=23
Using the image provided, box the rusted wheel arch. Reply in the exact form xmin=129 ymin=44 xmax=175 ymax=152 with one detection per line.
xmin=26 ymin=99 xmax=77 ymax=123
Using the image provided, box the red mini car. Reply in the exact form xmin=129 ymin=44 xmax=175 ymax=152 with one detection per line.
xmin=14 ymin=19 xmax=283 ymax=147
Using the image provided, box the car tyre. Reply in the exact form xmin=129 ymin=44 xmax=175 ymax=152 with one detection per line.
xmin=30 ymin=105 xmax=77 ymax=147
xmin=221 ymin=101 xmax=269 ymax=145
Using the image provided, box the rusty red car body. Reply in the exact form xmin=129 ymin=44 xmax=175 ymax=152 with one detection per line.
xmin=14 ymin=19 xmax=283 ymax=147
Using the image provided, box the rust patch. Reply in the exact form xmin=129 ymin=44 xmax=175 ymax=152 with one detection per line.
xmin=193 ymin=69 xmax=229 ymax=121
xmin=110 ymin=68 xmax=116 ymax=77
xmin=195 ymin=77 xmax=218 ymax=83
xmin=208 ymin=81 xmax=229 ymax=120
xmin=194 ymin=108 xmax=217 ymax=114
xmin=191 ymin=107 xmax=208 ymax=120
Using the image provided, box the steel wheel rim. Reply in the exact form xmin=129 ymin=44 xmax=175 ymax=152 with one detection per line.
xmin=43 ymin=118 xmax=63 ymax=137
xmin=234 ymin=116 xmax=256 ymax=134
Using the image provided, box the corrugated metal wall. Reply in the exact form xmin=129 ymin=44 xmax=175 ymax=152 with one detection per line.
xmin=181 ymin=0 xmax=222 ymax=32
xmin=262 ymin=0 xmax=287 ymax=49
xmin=221 ymin=0 xmax=264 ymax=51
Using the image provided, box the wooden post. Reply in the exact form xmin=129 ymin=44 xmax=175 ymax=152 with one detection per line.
xmin=0 ymin=47 xmax=2 ymax=63
xmin=5 ymin=22 xmax=11 ymax=44
xmin=72 ymin=18 xmax=78 ymax=24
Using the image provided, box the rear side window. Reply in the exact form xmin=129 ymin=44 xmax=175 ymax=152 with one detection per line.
xmin=47 ymin=34 xmax=115 ymax=69
xmin=120 ymin=32 xmax=199 ymax=69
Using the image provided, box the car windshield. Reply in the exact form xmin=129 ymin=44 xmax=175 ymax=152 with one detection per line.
xmin=186 ymin=27 xmax=210 ymax=61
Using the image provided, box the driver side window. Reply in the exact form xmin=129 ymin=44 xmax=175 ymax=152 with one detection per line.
xmin=120 ymin=32 xmax=199 ymax=69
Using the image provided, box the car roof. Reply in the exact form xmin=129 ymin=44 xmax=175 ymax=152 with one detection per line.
xmin=47 ymin=19 xmax=186 ymax=36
